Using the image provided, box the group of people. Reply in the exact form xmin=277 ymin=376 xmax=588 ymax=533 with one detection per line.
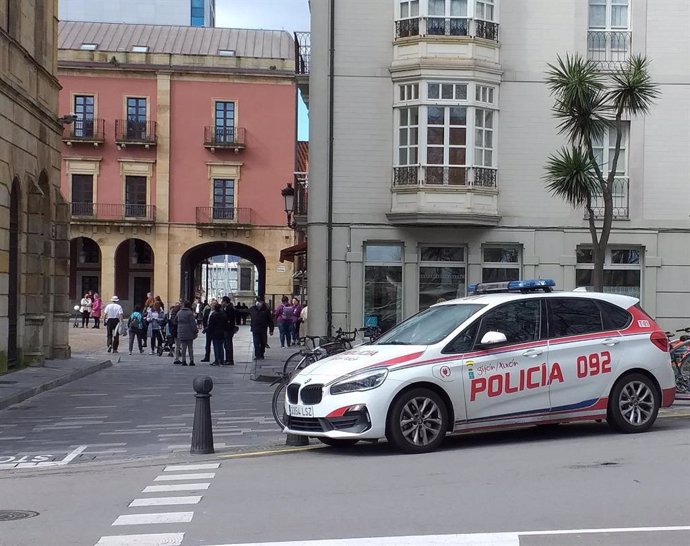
xmin=77 ymin=289 xmax=308 ymax=365
xmin=78 ymin=291 xmax=103 ymax=329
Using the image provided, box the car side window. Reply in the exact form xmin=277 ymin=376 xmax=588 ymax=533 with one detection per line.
xmin=475 ymin=300 xmax=542 ymax=347
xmin=548 ymin=298 xmax=603 ymax=338
xmin=598 ymin=300 xmax=632 ymax=330
xmin=443 ymin=321 xmax=479 ymax=354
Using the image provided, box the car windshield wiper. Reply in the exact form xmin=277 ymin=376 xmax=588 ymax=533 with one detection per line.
xmin=381 ymin=341 xmax=411 ymax=345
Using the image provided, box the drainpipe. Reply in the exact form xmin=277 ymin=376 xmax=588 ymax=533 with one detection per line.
xmin=326 ymin=0 xmax=335 ymax=335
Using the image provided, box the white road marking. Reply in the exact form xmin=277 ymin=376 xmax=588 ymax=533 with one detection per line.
xmin=95 ymin=532 xmax=184 ymax=545
xmin=129 ymin=496 xmax=202 ymax=507
xmin=163 ymin=463 xmax=220 ymax=471
xmin=142 ymin=483 xmax=210 ymax=493
xmin=112 ymin=512 xmax=193 ymax=526
xmin=203 ymin=526 xmax=690 ymax=546
xmin=154 ymin=473 xmax=216 ymax=481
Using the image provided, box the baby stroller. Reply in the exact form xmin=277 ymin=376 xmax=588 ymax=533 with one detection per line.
xmin=73 ymin=305 xmax=81 ymax=328
xmin=157 ymin=316 xmax=175 ymax=357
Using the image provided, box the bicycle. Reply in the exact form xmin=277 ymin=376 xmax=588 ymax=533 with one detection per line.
xmin=667 ymin=329 xmax=690 ymax=394
xmin=271 ymin=328 xmax=358 ymax=429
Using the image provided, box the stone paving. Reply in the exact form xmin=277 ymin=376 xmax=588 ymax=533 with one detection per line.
xmin=0 ymin=325 xmax=292 ymax=468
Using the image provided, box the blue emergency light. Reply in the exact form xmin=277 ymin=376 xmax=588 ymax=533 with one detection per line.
xmin=468 ymin=279 xmax=556 ymax=295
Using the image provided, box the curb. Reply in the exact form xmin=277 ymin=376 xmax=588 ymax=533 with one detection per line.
xmin=0 ymin=359 xmax=113 ymax=410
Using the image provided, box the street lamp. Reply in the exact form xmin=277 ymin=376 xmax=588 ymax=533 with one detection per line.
xmin=281 ymin=182 xmax=296 ymax=229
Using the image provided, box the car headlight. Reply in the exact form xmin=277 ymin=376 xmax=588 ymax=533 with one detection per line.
xmin=330 ymin=369 xmax=388 ymax=395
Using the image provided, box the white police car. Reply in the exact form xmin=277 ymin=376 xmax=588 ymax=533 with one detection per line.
xmin=283 ymin=280 xmax=675 ymax=453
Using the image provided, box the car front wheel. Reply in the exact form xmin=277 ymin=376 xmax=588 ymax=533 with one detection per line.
xmin=387 ymin=388 xmax=448 ymax=454
xmin=607 ymin=373 xmax=660 ymax=433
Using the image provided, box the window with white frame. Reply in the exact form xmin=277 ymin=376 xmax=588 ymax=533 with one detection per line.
xmin=481 ymin=245 xmax=521 ymax=282
xmin=475 ymin=0 xmax=495 ymax=21
xmin=364 ymin=244 xmax=404 ymax=333
xmin=418 ymin=246 xmax=466 ymax=310
xmin=588 ymin=0 xmax=630 ymax=65
xmin=590 ymin=123 xmax=629 ymax=218
xmin=394 ymin=81 xmax=498 ymax=187
xmin=576 ymin=246 xmax=641 ymax=298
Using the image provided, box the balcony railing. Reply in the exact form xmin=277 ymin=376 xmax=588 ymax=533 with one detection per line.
xmin=69 ymin=202 xmax=156 ymax=222
xmin=62 ymin=118 xmax=105 ymax=145
xmin=115 ymin=119 xmax=157 ymax=147
xmin=294 ymin=176 xmax=308 ymax=217
xmin=294 ymin=31 xmax=311 ymax=75
xmin=587 ymin=30 xmax=631 ymax=70
xmin=395 ymin=17 xmax=499 ymax=41
xmin=393 ymin=166 xmax=497 ymax=188
xmin=203 ymin=126 xmax=246 ymax=151
xmin=588 ymin=177 xmax=629 ymax=220
xmin=196 ymin=207 xmax=253 ymax=226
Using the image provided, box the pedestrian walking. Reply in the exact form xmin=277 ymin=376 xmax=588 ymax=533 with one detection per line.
xmin=239 ymin=302 xmax=248 ymax=325
xmin=291 ymin=297 xmax=302 ymax=344
xmin=146 ymin=302 xmax=165 ymax=355
xmin=221 ymin=296 xmax=236 ymax=366
xmin=173 ymin=300 xmax=197 ymax=366
xmin=249 ymin=297 xmax=273 ymax=360
xmin=275 ymin=296 xmax=294 ymax=348
xmin=79 ymin=292 xmax=92 ymax=328
xmin=206 ymin=302 xmax=226 ymax=365
xmin=168 ymin=303 xmax=181 ymax=364
xmin=103 ymin=296 xmax=124 ymax=353
xmin=200 ymin=298 xmax=216 ymax=362
xmin=127 ymin=305 xmax=146 ymax=355
xmin=91 ymin=293 xmax=102 ymax=329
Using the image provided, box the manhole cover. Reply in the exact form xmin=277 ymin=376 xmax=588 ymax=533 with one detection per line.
xmin=0 ymin=510 xmax=40 ymax=522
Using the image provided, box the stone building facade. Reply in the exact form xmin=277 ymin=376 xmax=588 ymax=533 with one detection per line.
xmin=0 ymin=0 xmax=70 ymax=374
xmin=307 ymin=0 xmax=690 ymax=335
xmin=58 ymin=22 xmax=297 ymax=312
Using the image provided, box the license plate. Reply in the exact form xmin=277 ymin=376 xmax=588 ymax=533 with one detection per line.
xmin=288 ymin=404 xmax=314 ymax=417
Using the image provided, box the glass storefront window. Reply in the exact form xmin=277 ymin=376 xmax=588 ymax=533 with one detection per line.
xmin=482 ymin=245 xmax=521 ymax=282
xmin=419 ymin=246 xmax=466 ymax=310
xmin=576 ymin=246 xmax=642 ymax=298
xmin=364 ymin=244 xmax=403 ymax=333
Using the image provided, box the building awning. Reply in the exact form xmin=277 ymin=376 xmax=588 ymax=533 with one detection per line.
xmin=280 ymin=241 xmax=307 ymax=263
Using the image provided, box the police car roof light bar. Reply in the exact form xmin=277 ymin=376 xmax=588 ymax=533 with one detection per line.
xmin=468 ymin=279 xmax=556 ymax=295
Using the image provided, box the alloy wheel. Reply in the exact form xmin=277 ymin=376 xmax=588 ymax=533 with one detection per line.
xmin=399 ymin=396 xmax=443 ymax=446
xmin=618 ymin=380 xmax=655 ymax=426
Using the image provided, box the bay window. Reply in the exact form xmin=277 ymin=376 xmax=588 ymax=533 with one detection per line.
xmin=395 ymin=0 xmax=499 ymax=40
xmin=394 ymin=80 xmax=498 ymax=188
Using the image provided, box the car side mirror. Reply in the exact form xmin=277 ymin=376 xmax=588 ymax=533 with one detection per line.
xmin=480 ymin=331 xmax=507 ymax=345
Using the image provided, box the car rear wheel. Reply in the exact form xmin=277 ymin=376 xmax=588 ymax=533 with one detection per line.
xmin=607 ymin=373 xmax=659 ymax=433
xmin=386 ymin=388 xmax=448 ymax=454
xmin=318 ymin=438 xmax=359 ymax=448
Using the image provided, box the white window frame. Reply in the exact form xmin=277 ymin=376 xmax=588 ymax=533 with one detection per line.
xmin=475 ymin=0 xmax=496 ymax=22
xmin=588 ymin=0 xmax=630 ymax=31
xmin=575 ymin=246 xmax=642 ymax=299
xmin=364 ymin=243 xmax=405 ymax=331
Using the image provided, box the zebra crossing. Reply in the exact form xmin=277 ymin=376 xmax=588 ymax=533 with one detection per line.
xmin=95 ymin=462 xmax=220 ymax=546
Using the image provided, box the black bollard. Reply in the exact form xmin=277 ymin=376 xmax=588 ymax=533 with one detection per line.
xmin=190 ymin=376 xmax=214 ymax=455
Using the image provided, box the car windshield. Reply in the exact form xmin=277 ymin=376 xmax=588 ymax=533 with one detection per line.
xmin=373 ymin=303 xmax=485 ymax=346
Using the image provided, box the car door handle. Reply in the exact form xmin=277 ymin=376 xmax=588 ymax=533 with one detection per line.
xmin=601 ymin=338 xmax=620 ymax=346
xmin=522 ymin=349 xmax=543 ymax=357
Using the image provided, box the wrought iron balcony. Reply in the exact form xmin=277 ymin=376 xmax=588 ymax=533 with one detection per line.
xmin=394 ymin=17 xmax=499 ymax=41
xmin=294 ymin=31 xmax=310 ymax=75
xmin=195 ymin=207 xmax=253 ymax=226
xmin=587 ymin=30 xmax=631 ymax=70
xmin=62 ymin=118 xmax=105 ymax=146
xmin=69 ymin=202 xmax=156 ymax=222
xmin=587 ymin=177 xmax=629 ymax=220
xmin=203 ymin=126 xmax=246 ymax=151
xmin=393 ymin=166 xmax=497 ymax=188
xmin=115 ymin=119 xmax=157 ymax=147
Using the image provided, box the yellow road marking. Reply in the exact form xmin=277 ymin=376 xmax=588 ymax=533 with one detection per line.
xmin=218 ymin=445 xmax=323 ymax=459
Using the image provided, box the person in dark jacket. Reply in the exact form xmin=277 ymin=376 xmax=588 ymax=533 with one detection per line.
xmin=220 ymin=296 xmax=236 ymax=366
xmin=169 ymin=303 xmax=181 ymax=364
xmin=206 ymin=303 xmax=226 ymax=366
xmin=200 ymin=298 xmax=216 ymax=362
xmin=173 ymin=301 xmax=197 ymax=366
xmin=248 ymin=297 xmax=273 ymax=360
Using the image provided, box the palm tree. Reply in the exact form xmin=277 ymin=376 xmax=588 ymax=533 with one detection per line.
xmin=544 ymin=54 xmax=659 ymax=291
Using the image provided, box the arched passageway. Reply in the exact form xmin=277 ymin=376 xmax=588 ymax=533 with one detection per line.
xmin=70 ymin=237 xmax=102 ymax=300
xmin=180 ymin=241 xmax=266 ymax=303
xmin=114 ymin=238 xmax=154 ymax=310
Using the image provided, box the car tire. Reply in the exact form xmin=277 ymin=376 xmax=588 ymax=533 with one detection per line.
xmin=318 ymin=438 xmax=359 ymax=448
xmin=386 ymin=388 xmax=448 ymax=454
xmin=607 ymin=373 xmax=660 ymax=433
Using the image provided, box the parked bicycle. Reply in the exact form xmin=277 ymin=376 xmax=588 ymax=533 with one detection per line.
xmin=666 ymin=328 xmax=690 ymax=394
xmin=271 ymin=328 xmax=358 ymax=428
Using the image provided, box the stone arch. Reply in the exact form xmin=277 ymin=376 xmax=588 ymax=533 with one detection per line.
xmin=180 ymin=241 xmax=266 ymax=304
xmin=69 ymin=236 xmax=102 ymax=300
xmin=114 ymin=238 xmax=155 ymax=311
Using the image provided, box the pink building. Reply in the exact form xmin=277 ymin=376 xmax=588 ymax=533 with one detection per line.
xmin=57 ymin=22 xmax=298 ymax=309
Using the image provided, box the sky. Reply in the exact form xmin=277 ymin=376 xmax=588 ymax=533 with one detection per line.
xmin=216 ymin=0 xmax=311 ymax=139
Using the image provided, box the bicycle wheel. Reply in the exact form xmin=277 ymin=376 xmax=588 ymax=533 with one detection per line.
xmin=271 ymin=379 xmax=288 ymax=429
xmin=283 ymin=352 xmax=311 ymax=378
